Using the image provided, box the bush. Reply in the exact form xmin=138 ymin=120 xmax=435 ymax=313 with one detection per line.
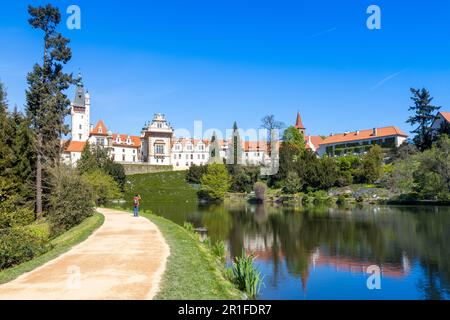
xmin=186 ymin=164 xmax=208 ymax=184
xmin=199 ymin=164 xmax=231 ymax=201
xmin=183 ymin=222 xmax=195 ymax=233
xmin=253 ymin=182 xmax=267 ymax=202
xmin=211 ymin=241 xmax=226 ymax=262
xmin=48 ymin=166 xmax=95 ymax=235
xmin=282 ymin=171 xmax=302 ymax=194
xmin=229 ymin=252 xmax=264 ymax=299
xmin=82 ymin=169 xmax=121 ymax=206
xmin=0 ymin=226 xmax=49 ymax=270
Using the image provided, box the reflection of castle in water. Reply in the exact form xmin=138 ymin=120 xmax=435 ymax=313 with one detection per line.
xmin=242 ymin=234 xmax=411 ymax=291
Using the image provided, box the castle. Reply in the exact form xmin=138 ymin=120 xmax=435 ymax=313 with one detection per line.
xmin=63 ymin=79 xmax=409 ymax=168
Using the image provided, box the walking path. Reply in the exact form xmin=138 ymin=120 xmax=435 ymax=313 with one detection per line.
xmin=0 ymin=208 xmax=170 ymax=300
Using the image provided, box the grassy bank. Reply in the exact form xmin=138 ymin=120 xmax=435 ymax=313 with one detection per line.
xmin=0 ymin=213 xmax=104 ymax=284
xmin=139 ymin=210 xmax=242 ymax=300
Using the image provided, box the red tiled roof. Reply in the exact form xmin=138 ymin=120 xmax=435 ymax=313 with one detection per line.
xmin=295 ymin=112 xmax=305 ymax=129
xmin=91 ymin=120 xmax=108 ymax=136
xmin=112 ymin=134 xmax=141 ymax=148
xmin=321 ymin=126 xmax=408 ymax=145
xmin=439 ymin=111 xmax=450 ymax=123
xmin=64 ymin=141 xmax=86 ymax=153
xmin=244 ymin=141 xmax=268 ymax=152
xmin=305 ymin=136 xmax=324 ymax=150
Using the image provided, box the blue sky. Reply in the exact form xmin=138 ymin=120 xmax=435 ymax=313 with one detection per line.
xmin=1 ymin=0 xmax=450 ymax=138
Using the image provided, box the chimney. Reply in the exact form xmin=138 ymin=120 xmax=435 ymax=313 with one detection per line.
xmin=356 ymin=130 xmax=360 ymax=135
xmin=373 ymin=128 xmax=378 ymax=136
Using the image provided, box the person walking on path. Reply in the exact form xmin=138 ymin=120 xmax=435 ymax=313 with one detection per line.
xmin=133 ymin=194 xmax=142 ymax=217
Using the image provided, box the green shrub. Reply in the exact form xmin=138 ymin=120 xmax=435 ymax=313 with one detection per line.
xmin=82 ymin=169 xmax=121 ymax=206
xmin=282 ymin=171 xmax=303 ymax=194
xmin=183 ymin=222 xmax=195 ymax=233
xmin=199 ymin=164 xmax=231 ymax=201
xmin=211 ymin=241 xmax=226 ymax=262
xmin=48 ymin=166 xmax=95 ymax=235
xmin=229 ymin=252 xmax=264 ymax=299
xmin=0 ymin=226 xmax=49 ymax=270
xmin=253 ymin=182 xmax=267 ymax=202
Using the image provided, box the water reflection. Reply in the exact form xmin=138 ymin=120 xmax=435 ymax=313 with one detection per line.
xmin=122 ymin=199 xmax=450 ymax=300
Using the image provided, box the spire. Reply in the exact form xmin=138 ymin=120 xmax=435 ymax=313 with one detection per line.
xmin=73 ymin=72 xmax=85 ymax=107
xmin=295 ymin=111 xmax=305 ymax=129
xmin=233 ymin=121 xmax=238 ymax=131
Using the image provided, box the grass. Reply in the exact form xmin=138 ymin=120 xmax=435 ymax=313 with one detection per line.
xmin=0 ymin=213 xmax=104 ymax=284
xmin=139 ymin=210 xmax=242 ymax=300
xmin=124 ymin=171 xmax=198 ymax=205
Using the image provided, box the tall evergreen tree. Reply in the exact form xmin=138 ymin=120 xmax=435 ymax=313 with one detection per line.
xmin=0 ymin=81 xmax=14 ymax=180
xmin=25 ymin=5 xmax=73 ymax=217
xmin=407 ymin=88 xmax=440 ymax=151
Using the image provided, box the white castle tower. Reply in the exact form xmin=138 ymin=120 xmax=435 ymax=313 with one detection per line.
xmin=71 ymin=75 xmax=90 ymax=142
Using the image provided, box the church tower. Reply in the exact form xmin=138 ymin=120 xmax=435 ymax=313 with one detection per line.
xmin=227 ymin=122 xmax=244 ymax=165
xmin=71 ymin=75 xmax=90 ymax=142
xmin=295 ymin=112 xmax=306 ymax=136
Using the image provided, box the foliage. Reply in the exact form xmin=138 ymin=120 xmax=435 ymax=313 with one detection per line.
xmin=359 ymin=145 xmax=384 ymax=183
xmin=407 ymin=88 xmax=441 ymax=151
xmin=211 ymin=241 xmax=226 ymax=262
xmin=253 ymin=182 xmax=267 ymax=202
xmin=25 ymin=4 xmax=74 ymax=215
xmin=48 ymin=166 xmax=95 ymax=235
xmin=183 ymin=222 xmax=195 ymax=233
xmin=228 ymin=165 xmax=260 ymax=193
xmin=0 ymin=226 xmax=49 ymax=270
xmin=78 ymin=145 xmax=126 ymax=192
xmin=282 ymin=171 xmax=303 ymax=194
xmin=230 ymin=252 xmax=264 ymax=299
xmin=186 ymin=164 xmax=208 ymax=184
xmin=414 ymin=135 xmax=450 ymax=200
xmin=199 ymin=164 xmax=231 ymax=201
xmin=82 ymin=170 xmax=121 ymax=206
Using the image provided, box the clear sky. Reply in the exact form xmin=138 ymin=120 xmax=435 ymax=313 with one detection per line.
xmin=1 ymin=0 xmax=449 ymax=138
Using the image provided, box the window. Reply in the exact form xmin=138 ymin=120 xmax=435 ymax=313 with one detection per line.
xmin=186 ymin=154 xmax=189 ymax=160
xmin=98 ymin=127 xmax=103 ymax=134
xmin=79 ymin=134 xmax=82 ymax=140
xmin=97 ymin=138 xmax=104 ymax=146
xmin=174 ymin=155 xmax=176 ymax=159
xmin=154 ymin=145 xmax=164 ymax=154
xmin=133 ymin=150 xmax=136 ymax=154
xmin=186 ymin=162 xmax=189 ymax=166
xmin=122 ymin=149 xmax=125 ymax=153
xmin=179 ymin=154 xmax=182 ymax=159
xmin=202 ymin=154 xmax=205 ymax=160
xmin=197 ymin=154 xmax=200 ymax=159
xmin=176 ymin=162 xmax=179 ymax=167
xmin=191 ymin=154 xmax=193 ymax=160
xmin=122 ymin=155 xmax=125 ymax=161
xmin=79 ymin=125 xmax=82 ymax=130
xmin=157 ymin=123 xmax=162 ymax=128
xmin=133 ymin=156 xmax=136 ymax=162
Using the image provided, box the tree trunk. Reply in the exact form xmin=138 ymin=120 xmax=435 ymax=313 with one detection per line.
xmin=36 ymin=133 xmax=43 ymax=218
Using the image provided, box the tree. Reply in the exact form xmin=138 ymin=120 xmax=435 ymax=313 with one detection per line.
xmin=282 ymin=126 xmax=306 ymax=151
xmin=414 ymin=135 xmax=450 ymax=200
xmin=77 ymin=144 xmax=126 ymax=192
xmin=48 ymin=166 xmax=95 ymax=234
xmin=25 ymin=4 xmax=73 ymax=217
xmin=282 ymin=171 xmax=303 ymax=194
xmin=82 ymin=170 xmax=121 ymax=206
xmin=261 ymin=115 xmax=285 ymax=154
xmin=199 ymin=164 xmax=231 ymax=201
xmin=407 ymin=88 xmax=440 ymax=151
xmin=253 ymin=182 xmax=267 ymax=202
xmin=360 ymin=145 xmax=384 ymax=183
xmin=186 ymin=164 xmax=208 ymax=184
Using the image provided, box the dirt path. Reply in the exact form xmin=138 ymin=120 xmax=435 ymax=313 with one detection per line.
xmin=0 ymin=208 xmax=170 ymax=300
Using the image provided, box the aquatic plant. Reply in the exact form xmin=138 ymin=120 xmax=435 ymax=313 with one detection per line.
xmin=230 ymin=252 xmax=264 ymax=299
xmin=211 ymin=241 xmax=226 ymax=262
xmin=183 ymin=222 xmax=195 ymax=233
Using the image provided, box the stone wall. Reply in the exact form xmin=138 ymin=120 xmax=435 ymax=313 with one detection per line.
xmin=122 ymin=163 xmax=173 ymax=175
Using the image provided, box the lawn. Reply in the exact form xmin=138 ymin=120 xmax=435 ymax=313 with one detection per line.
xmin=140 ymin=211 xmax=242 ymax=300
xmin=123 ymin=171 xmax=198 ymax=207
xmin=0 ymin=212 xmax=104 ymax=284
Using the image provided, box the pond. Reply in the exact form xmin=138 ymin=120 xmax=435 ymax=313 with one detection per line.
xmin=120 ymin=197 xmax=450 ymax=300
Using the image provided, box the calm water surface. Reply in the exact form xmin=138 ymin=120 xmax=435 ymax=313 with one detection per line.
xmin=122 ymin=200 xmax=450 ymax=300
